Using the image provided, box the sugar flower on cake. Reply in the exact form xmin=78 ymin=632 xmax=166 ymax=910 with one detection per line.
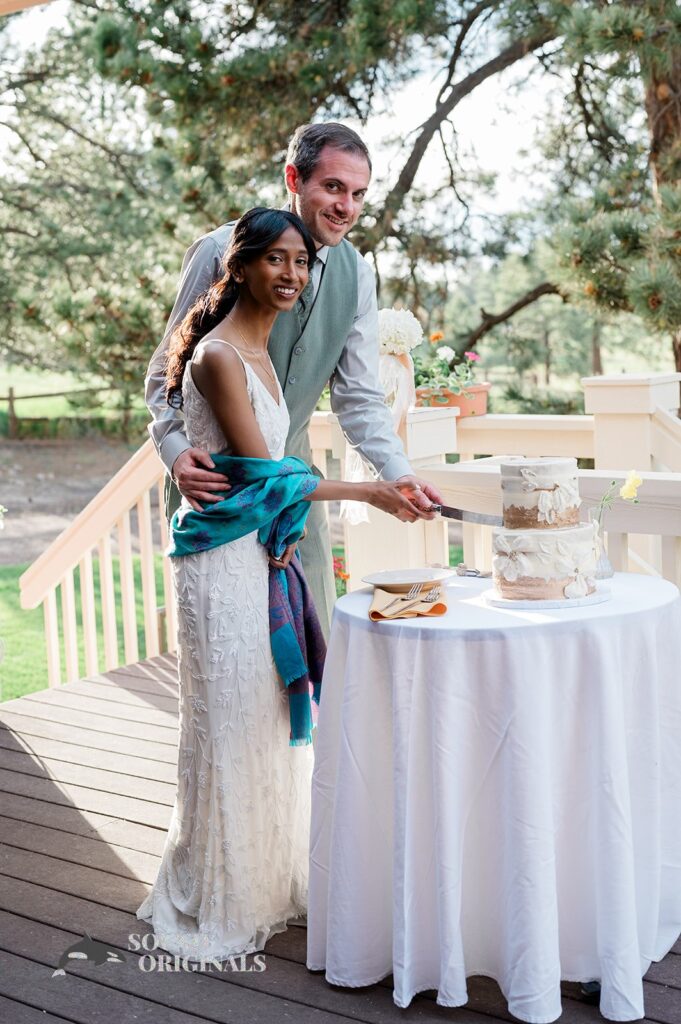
xmin=378 ymin=307 xmax=424 ymax=355
xmin=563 ymin=551 xmax=596 ymax=599
xmin=519 ymin=468 xmax=580 ymax=524
xmin=535 ymin=539 xmax=574 ymax=577
xmin=492 ymin=534 xmax=533 ymax=582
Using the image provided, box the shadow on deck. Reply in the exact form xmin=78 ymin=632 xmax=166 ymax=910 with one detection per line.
xmin=0 ymin=654 xmax=679 ymax=1024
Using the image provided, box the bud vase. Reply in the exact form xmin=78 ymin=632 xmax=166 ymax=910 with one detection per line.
xmin=589 ymin=507 xmax=614 ymax=579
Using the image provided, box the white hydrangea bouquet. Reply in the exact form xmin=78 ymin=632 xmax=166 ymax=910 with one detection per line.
xmin=378 ymin=307 xmax=423 ymax=356
xmin=341 ymin=308 xmax=421 ymax=525
xmin=377 ymin=307 xmax=420 ymax=418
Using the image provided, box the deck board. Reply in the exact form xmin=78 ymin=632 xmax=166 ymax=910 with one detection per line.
xmin=0 ymin=653 xmax=678 ymax=1024
xmin=0 ymin=728 xmax=177 ymax=782
xmin=0 ymin=747 xmax=176 ymax=802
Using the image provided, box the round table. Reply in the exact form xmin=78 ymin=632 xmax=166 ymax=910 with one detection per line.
xmin=306 ymin=574 xmax=681 ymax=1023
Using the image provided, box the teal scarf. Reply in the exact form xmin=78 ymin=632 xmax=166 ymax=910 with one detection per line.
xmin=167 ymin=455 xmax=319 ymax=559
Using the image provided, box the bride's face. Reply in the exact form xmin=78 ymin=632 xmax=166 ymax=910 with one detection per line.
xmin=238 ymin=226 xmax=310 ymax=311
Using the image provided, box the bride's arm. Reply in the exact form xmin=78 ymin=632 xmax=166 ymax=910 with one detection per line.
xmin=192 ymin=343 xmax=430 ymax=523
xmin=191 ymin=342 xmax=272 ymax=459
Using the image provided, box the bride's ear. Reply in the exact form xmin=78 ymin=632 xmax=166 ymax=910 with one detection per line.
xmin=231 ymin=262 xmax=244 ymax=284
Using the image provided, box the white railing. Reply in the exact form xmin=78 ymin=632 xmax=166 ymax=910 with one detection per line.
xmin=20 ymin=441 xmax=175 ymax=686
xmin=18 ymin=373 xmax=681 ymax=687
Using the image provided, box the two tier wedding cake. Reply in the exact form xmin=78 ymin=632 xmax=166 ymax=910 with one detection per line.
xmin=491 ymin=457 xmax=599 ymax=601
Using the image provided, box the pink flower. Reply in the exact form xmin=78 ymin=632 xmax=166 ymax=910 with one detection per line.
xmin=464 ymin=351 xmax=480 ymax=361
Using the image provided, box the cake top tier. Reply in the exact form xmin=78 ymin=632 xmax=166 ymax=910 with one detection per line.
xmin=500 ymin=456 xmax=581 ymax=527
xmin=500 ymin=456 xmax=577 ymax=487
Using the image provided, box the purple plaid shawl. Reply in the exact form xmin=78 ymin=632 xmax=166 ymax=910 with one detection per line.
xmin=268 ymin=550 xmax=326 ymax=745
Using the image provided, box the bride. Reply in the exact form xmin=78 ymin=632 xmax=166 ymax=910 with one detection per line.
xmin=136 ymin=207 xmax=425 ymax=961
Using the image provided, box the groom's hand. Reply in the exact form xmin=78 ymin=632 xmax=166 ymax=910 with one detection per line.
xmin=172 ymin=448 xmax=231 ymax=512
xmin=395 ymin=475 xmax=444 ymax=514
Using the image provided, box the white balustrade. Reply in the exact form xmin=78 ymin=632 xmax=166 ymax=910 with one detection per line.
xmin=20 ymin=441 xmax=173 ymax=686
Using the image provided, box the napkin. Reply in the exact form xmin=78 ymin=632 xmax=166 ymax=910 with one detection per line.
xmin=369 ymin=586 xmax=448 ymax=621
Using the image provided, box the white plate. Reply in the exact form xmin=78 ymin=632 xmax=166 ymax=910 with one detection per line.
xmin=482 ymin=585 xmax=611 ymax=610
xmin=361 ymin=567 xmax=455 ymax=594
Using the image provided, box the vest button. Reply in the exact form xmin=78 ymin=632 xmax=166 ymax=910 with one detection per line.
xmin=288 ymin=376 xmax=297 ymax=384
xmin=294 ymin=345 xmax=304 ymax=355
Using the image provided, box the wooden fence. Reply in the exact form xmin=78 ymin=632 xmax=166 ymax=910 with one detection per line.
xmin=0 ymin=386 xmax=117 ymax=438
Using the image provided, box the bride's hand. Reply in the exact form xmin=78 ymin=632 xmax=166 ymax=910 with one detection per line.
xmin=365 ymin=482 xmax=437 ymax=523
xmin=268 ymin=543 xmax=298 ymax=569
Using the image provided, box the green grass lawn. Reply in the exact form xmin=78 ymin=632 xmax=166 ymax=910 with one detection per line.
xmin=0 ymin=556 xmax=165 ymax=703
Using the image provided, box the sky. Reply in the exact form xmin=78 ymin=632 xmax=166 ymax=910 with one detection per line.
xmin=3 ymin=0 xmax=556 ymax=220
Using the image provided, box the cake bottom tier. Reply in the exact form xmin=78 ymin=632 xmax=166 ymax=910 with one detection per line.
xmin=492 ymin=522 xmax=598 ymax=602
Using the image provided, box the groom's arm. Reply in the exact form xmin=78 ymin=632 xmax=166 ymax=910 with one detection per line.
xmin=329 ymin=255 xmax=412 ymax=481
xmin=145 ymin=233 xmax=225 ymax=475
xmin=329 ymin=255 xmax=444 ymax=509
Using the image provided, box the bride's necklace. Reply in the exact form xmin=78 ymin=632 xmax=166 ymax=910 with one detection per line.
xmin=227 ymin=315 xmax=278 ymax=389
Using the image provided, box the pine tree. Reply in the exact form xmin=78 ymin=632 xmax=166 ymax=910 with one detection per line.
xmin=551 ymin=2 xmax=681 ymax=368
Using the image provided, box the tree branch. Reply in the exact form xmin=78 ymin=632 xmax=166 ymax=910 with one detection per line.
xmin=367 ymin=25 xmax=558 ymax=248
xmin=0 ymin=120 xmax=47 ymax=165
xmin=437 ymin=0 xmax=501 ymax=107
xmin=463 ymin=281 xmax=565 ymax=350
xmin=24 ymin=105 xmax=147 ymax=196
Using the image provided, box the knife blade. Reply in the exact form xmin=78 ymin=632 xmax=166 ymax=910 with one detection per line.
xmin=431 ymin=504 xmax=502 ymax=527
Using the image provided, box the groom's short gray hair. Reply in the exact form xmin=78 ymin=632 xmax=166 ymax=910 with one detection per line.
xmin=286 ymin=123 xmax=372 ymax=182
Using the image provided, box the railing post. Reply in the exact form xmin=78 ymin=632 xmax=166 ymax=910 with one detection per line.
xmin=581 ymin=373 xmax=681 ymax=471
xmin=581 ymin=372 xmax=681 ymax=574
xmin=342 ymin=407 xmax=458 ymax=589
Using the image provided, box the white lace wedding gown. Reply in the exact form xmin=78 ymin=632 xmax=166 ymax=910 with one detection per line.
xmin=136 ymin=346 xmax=313 ymax=960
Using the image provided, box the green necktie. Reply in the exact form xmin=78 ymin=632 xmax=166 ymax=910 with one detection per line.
xmin=297 ymin=257 xmax=319 ymax=331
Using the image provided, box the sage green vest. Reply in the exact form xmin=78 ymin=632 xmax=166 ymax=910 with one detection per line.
xmin=268 ymin=239 xmax=357 ymax=465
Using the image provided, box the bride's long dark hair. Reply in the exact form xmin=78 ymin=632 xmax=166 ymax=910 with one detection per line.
xmin=165 ymin=207 xmax=317 ymax=408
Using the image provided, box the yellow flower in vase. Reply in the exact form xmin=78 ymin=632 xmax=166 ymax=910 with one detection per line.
xmin=591 ymin=470 xmax=643 ymax=580
xmin=619 ymin=470 xmax=642 ymax=502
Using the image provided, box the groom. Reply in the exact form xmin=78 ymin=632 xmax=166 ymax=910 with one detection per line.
xmin=145 ymin=122 xmax=444 ymax=637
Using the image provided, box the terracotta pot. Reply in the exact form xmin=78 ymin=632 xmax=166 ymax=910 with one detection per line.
xmin=415 ymin=381 xmax=490 ymax=417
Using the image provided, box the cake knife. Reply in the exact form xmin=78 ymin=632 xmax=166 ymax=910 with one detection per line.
xmin=430 ymin=504 xmax=502 ymax=526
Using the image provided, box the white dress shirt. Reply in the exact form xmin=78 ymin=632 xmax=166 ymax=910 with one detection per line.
xmin=144 ymin=222 xmax=412 ymax=481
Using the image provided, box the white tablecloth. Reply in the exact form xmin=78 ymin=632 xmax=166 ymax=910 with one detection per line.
xmin=307 ymin=574 xmax=681 ymax=1023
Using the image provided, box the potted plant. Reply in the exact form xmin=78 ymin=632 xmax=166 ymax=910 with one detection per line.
xmin=414 ymin=340 xmax=490 ymax=416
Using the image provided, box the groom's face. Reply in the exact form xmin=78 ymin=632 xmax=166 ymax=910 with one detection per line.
xmin=286 ymin=145 xmax=370 ymax=249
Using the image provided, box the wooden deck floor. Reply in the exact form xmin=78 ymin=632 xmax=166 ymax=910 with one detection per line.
xmin=0 ymin=654 xmax=679 ymax=1024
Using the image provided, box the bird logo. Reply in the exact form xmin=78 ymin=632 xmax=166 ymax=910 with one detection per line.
xmin=52 ymin=933 xmax=126 ymax=977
